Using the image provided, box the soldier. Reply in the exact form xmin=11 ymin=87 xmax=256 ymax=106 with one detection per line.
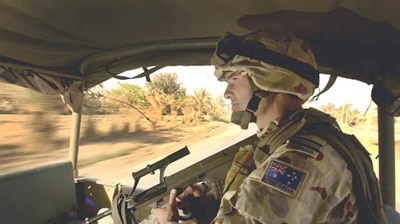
xmin=151 ymin=30 xmax=387 ymax=224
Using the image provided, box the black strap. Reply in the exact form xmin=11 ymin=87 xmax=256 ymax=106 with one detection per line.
xmin=312 ymin=75 xmax=337 ymax=101
xmin=246 ymin=90 xmax=272 ymax=114
xmin=246 ymin=94 xmax=262 ymax=113
xmin=112 ymin=193 xmax=131 ymax=224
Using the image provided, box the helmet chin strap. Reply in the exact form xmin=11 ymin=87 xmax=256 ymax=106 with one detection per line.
xmin=231 ymin=110 xmax=252 ymax=129
xmin=230 ymin=77 xmax=271 ymax=129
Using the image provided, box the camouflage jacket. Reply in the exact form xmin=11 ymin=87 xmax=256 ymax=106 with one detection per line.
xmin=213 ymin=108 xmax=381 ymax=224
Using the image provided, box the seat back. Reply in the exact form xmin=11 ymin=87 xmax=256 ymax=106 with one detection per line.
xmin=0 ymin=161 xmax=77 ymax=224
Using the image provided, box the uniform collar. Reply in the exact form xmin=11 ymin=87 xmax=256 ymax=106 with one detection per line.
xmin=256 ymin=109 xmax=305 ymax=138
xmin=257 ymin=119 xmax=278 ymax=137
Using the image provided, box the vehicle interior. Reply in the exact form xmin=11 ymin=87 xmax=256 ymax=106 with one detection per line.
xmin=0 ymin=0 xmax=399 ymax=223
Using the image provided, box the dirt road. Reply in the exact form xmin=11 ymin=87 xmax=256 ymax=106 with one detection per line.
xmin=79 ymin=124 xmax=257 ymax=186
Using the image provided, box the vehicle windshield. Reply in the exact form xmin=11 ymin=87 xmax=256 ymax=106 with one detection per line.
xmin=0 ymin=66 xmax=398 ymax=210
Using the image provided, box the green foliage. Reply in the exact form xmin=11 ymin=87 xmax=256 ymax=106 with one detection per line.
xmin=145 ymin=73 xmax=187 ymax=119
xmin=146 ymin=73 xmax=186 ymax=99
xmin=111 ymin=83 xmax=148 ymax=106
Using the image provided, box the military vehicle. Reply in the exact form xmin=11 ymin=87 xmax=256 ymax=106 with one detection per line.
xmin=0 ymin=1 xmax=399 ymax=223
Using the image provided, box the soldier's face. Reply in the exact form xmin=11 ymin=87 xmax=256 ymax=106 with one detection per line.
xmin=223 ymin=71 xmax=253 ymax=112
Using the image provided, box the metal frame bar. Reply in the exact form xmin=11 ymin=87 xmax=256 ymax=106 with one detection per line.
xmin=378 ymin=107 xmax=396 ymax=207
xmin=79 ymin=38 xmax=218 ymax=75
xmin=69 ymin=102 xmax=82 ymax=178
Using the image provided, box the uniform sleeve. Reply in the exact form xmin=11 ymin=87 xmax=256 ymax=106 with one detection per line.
xmin=223 ymin=144 xmax=256 ymax=193
xmin=212 ymin=141 xmax=358 ymax=224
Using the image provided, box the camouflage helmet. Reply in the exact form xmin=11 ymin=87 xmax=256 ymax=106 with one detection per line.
xmin=211 ymin=30 xmax=319 ymax=101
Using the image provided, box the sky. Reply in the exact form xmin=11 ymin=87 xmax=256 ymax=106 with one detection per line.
xmin=103 ymin=66 xmax=374 ymax=112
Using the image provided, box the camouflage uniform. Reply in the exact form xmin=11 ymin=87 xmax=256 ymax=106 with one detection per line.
xmin=209 ymin=30 xmax=361 ymax=223
xmin=213 ymin=109 xmax=358 ymax=223
xmin=144 ymin=30 xmax=386 ymax=224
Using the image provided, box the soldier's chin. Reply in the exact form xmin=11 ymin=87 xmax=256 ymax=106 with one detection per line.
xmin=231 ymin=111 xmax=251 ymax=130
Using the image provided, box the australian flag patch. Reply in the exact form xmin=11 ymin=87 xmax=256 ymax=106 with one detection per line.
xmin=263 ymin=160 xmax=306 ymax=197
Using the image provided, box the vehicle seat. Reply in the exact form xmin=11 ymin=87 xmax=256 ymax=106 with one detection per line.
xmin=0 ymin=161 xmax=78 ymax=224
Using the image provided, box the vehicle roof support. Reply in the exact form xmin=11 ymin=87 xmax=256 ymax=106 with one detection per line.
xmin=68 ymin=101 xmax=82 ymax=178
xmin=378 ymin=107 xmax=396 ymax=207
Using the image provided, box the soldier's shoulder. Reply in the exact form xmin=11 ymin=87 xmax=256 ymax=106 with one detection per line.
xmin=286 ymin=134 xmax=327 ymax=159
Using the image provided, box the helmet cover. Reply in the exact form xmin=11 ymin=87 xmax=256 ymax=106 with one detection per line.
xmin=211 ymin=30 xmax=319 ymax=101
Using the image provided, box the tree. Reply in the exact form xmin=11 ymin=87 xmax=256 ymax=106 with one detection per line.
xmin=193 ymin=88 xmax=212 ymax=121
xmin=83 ymin=91 xmax=105 ymax=114
xmin=110 ymin=83 xmax=148 ymax=106
xmin=319 ymin=102 xmax=337 ymax=115
xmin=145 ymin=73 xmax=186 ymax=120
xmin=180 ymin=95 xmax=197 ymax=124
xmin=146 ymin=73 xmax=186 ymax=100
xmin=319 ymin=102 xmax=362 ymax=126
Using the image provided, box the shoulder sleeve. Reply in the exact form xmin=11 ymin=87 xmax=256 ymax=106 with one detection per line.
xmin=223 ymin=144 xmax=256 ymax=192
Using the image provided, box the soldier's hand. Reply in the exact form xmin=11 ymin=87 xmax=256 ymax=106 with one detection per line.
xmin=151 ymin=189 xmax=179 ymax=224
xmin=176 ymin=182 xmax=208 ymax=201
xmin=175 ymin=183 xmax=220 ymax=223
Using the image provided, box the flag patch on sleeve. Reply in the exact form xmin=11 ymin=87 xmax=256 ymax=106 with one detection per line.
xmin=262 ymin=160 xmax=306 ymax=197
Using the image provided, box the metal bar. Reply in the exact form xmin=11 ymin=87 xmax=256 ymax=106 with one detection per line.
xmin=79 ymin=38 xmax=218 ymax=75
xmin=69 ymin=102 xmax=83 ymax=178
xmin=378 ymin=107 xmax=396 ymax=207
xmin=83 ymin=209 xmax=111 ymax=223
